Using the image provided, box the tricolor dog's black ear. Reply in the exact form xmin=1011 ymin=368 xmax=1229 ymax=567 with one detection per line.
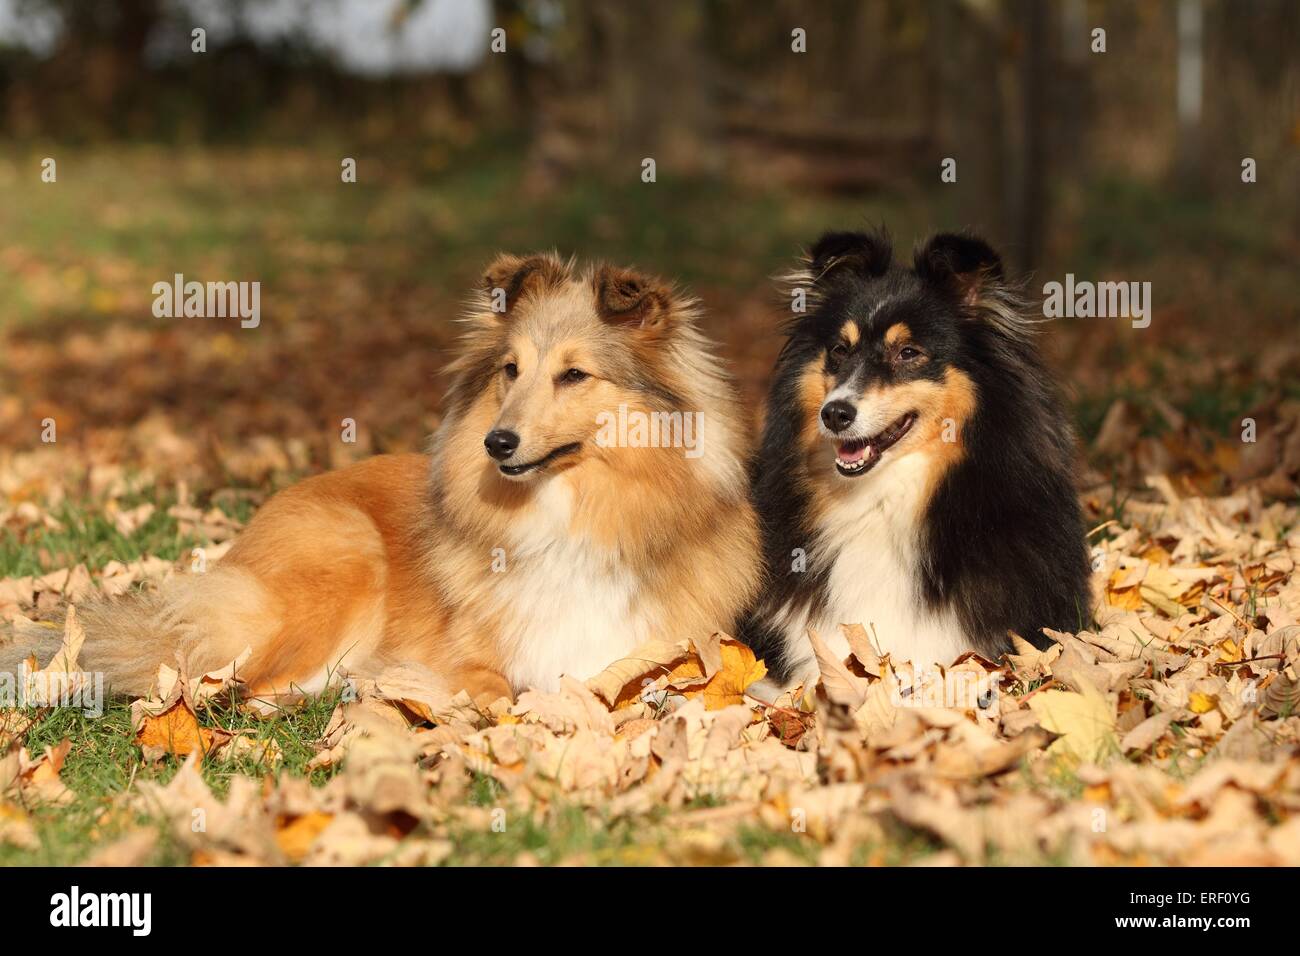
xmin=915 ymin=232 xmax=1035 ymax=339
xmin=914 ymin=233 xmax=1004 ymax=306
xmin=808 ymin=230 xmax=893 ymax=283
xmin=481 ymin=252 xmax=569 ymax=314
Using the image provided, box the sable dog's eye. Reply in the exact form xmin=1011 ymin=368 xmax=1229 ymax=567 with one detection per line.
xmin=898 ymin=346 xmax=923 ymax=362
xmin=560 ymin=368 xmax=588 ymax=384
xmin=503 ymin=362 xmax=519 ymax=379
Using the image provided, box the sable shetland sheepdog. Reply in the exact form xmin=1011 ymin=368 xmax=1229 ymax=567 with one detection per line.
xmin=739 ymin=229 xmax=1091 ymax=688
xmin=3 ymin=254 xmax=761 ymax=704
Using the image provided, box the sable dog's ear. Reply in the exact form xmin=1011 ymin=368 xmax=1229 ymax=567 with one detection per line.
xmin=481 ymin=253 xmax=568 ymax=314
xmin=593 ymin=265 xmax=676 ymax=333
xmin=913 ymin=233 xmax=1004 ymax=306
xmin=808 ymin=230 xmax=893 ymax=283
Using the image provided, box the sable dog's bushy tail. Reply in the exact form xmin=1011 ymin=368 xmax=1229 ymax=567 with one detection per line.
xmin=0 ymin=566 xmax=271 ymax=697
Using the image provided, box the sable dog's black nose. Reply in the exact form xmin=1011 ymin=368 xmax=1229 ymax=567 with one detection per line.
xmin=484 ymin=429 xmax=520 ymax=461
xmin=820 ymin=400 xmax=857 ymax=433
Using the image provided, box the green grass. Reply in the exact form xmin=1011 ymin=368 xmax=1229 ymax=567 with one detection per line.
xmin=0 ymin=136 xmax=878 ymax=330
xmin=1 ymin=689 xmax=342 ymax=865
xmin=0 ymin=490 xmax=253 ymax=578
xmin=440 ymin=804 xmax=666 ymax=866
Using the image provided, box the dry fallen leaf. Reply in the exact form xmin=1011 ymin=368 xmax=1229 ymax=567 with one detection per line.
xmin=4 ymin=424 xmax=1300 ymax=868
xmin=1027 ymin=679 xmax=1117 ymax=763
xmin=807 ymin=627 xmax=870 ymax=708
xmin=275 ymin=811 xmax=334 ymax=863
xmin=10 ymin=606 xmax=90 ymax=710
xmin=699 ymin=640 xmax=766 ymax=710
xmin=134 ymin=698 xmax=230 ymax=761
xmin=586 ymin=637 xmax=691 ymax=706
xmin=840 ymin=623 xmax=882 ymax=677
xmin=4 ymin=739 xmax=75 ymax=805
xmin=1120 ymin=710 xmax=1180 ymax=752
xmin=1261 ymin=665 xmax=1300 ymax=719
xmin=81 ymin=829 xmax=159 ymax=867
xmin=0 ymin=802 xmax=38 ymax=850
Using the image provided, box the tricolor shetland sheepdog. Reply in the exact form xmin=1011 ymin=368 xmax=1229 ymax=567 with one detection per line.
xmin=4 ymin=254 xmax=761 ymax=704
xmin=740 ymin=229 xmax=1091 ymax=688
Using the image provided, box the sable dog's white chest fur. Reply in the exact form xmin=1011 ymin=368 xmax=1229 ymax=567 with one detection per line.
xmin=782 ymin=452 xmax=970 ymax=682
xmin=492 ymin=481 xmax=653 ymax=692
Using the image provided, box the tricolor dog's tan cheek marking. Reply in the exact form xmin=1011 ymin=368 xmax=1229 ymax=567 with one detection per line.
xmin=913 ymin=366 xmax=977 ymax=500
xmin=792 ymin=359 xmax=839 ymax=522
xmin=796 ymin=360 xmax=830 ymax=450
xmin=884 ymin=322 xmax=911 ymax=346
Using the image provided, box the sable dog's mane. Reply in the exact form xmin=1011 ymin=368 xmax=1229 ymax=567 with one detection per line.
xmin=440 ymin=251 xmax=744 ymax=476
xmin=427 ymin=251 xmax=754 ymax=557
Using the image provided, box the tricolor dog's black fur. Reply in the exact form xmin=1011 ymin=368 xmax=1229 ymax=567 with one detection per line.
xmin=740 ymin=228 xmax=1091 ymax=686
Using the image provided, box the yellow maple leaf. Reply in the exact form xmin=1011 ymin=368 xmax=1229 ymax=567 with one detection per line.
xmin=1105 ymin=572 xmax=1144 ymax=611
xmin=1139 ymin=566 xmax=1195 ymax=616
xmin=1027 ymin=680 xmax=1116 ymax=763
xmin=1216 ymin=638 xmax=1243 ymax=664
xmin=135 ymin=700 xmax=223 ymax=759
xmin=275 ymin=811 xmax=334 ymax=863
xmin=667 ymin=655 xmax=706 ymax=686
xmin=1138 ymin=543 xmax=1171 ymax=566
xmin=699 ymin=641 xmax=766 ymax=710
xmin=1083 ymin=782 xmax=1112 ymax=803
xmin=1188 ymin=692 xmax=1218 ymax=714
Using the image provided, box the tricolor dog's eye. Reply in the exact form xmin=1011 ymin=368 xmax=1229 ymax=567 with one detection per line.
xmin=503 ymin=362 xmax=519 ymax=379
xmin=560 ymin=367 xmax=589 ymax=384
xmin=897 ymin=346 xmax=923 ymax=362
xmin=827 ymin=342 xmax=850 ymax=370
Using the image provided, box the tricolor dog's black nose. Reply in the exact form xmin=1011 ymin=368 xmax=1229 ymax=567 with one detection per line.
xmin=820 ymin=400 xmax=857 ymax=433
xmin=484 ymin=429 xmax=520 ymax=461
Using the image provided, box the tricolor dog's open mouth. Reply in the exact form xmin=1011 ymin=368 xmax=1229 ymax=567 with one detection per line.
xmin=834 ymin=412 xmax=916 ymax=478
xmin=499 ymin=442 xmax=582 ymax=477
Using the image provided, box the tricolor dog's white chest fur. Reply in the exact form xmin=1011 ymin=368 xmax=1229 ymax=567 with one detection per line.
xmin=780 ymin=451 xmax=971 ymax=684
xmin=493 ymin=479 xmax=653 ymax=692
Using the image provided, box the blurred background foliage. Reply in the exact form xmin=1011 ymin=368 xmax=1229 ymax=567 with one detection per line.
xmin=0 ymin=0 xmax=1296 ymax=494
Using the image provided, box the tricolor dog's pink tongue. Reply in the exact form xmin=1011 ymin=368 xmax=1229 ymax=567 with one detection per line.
xmin=837 ymin=442 xmax=865 ymax=463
